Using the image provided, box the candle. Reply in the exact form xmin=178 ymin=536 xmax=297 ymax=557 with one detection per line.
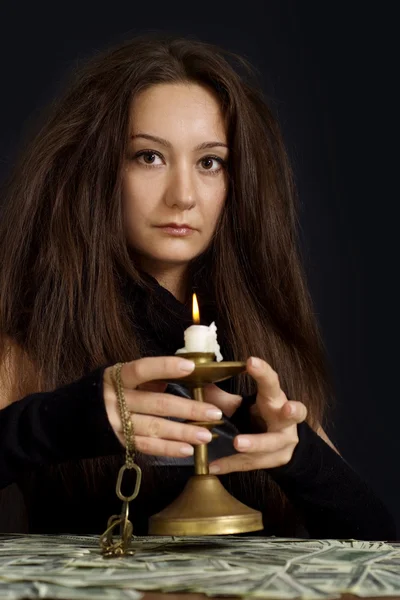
xmin=175 ymin=294 xmax=223 ymax=362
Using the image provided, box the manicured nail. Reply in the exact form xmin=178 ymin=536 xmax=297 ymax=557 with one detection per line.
xmin=206 ymin=408 xmax=223 ymax=420
xmin=209 ymin=464 xmax=220 ymax=474
xmin=197 ymin=430 xmax=212 ymax=442
xmin=180 ymin=446 xmax=194 ymax=456
xmin=179 ymin=360 xmax=196 ymax=372
xmin=237 ymin=437 xmax=251 ymax=449
xmin=249 ymin=357 xmax=261 ymax=369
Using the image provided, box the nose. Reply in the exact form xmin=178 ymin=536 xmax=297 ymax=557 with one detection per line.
xmin=164 ymin=163 xmax=196 ymax=210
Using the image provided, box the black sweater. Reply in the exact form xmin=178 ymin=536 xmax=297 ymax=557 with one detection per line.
xmin=0 ymin=275 xmax=396 ymax=540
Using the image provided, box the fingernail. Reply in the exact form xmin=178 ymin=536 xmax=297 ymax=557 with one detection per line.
xmin=197 ymin=430 xmax=212 ymax=442
xmin=206 ymin=408 xmax=223 ymax=420
xmin=237 ymin=437 xmax=251 ymax=449
xmin=180 ymin=446 xmax=194 ymax=456
xmin=249 ymin=357 xmax=261 ymax=369
xmin=179 ymin=360 xmax=196 ymax=372
xmin=209 ymin=464 xmax=220 ymax=474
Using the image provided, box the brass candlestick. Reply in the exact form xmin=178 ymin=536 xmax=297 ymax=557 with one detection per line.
xmin=148 ymin=352 xmax=264 ymax=536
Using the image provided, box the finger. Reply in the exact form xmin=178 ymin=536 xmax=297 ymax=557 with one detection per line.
xmin=135 ymin=436 xmax=195 ymax=458
xmin=246 ymin=357 xmax=289 ymax=428
xmin=209 ymin=451 xmax=291 ymax=475
xmin=233 ymin=431 xmax=292 ymax=453
xmin=279 ymin=401 xmax=308 ymax=427
xmin=138 ymin=381 xmax=167 ymax=393
xmin=121 ymin=356 xmax=196 ymax=389
xmin=203 ymin=384 xmax=242 ymax=417
xmin=119 ymin=389 xmax=223 ymax=422
xmin=131 ymin=413 xmax=213 ymax=445
xmin=246 ymin=357 xmax=285 ymax=407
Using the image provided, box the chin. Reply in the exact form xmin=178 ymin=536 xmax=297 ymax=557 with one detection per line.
xmin=146 ymin=238 xmax=204 ymax=260
xmin=148 ymin=251 xmax=197 ymax=264
xmin=130 ymin=235 xmax=210 ymax=266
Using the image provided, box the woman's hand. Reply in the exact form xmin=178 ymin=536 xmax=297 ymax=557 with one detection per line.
xmin=209 ymin=357 xmax=308 ymax=475
xmin=103 ymin=356 xmax=239 ymax=458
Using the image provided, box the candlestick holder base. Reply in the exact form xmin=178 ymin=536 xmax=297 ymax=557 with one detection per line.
xmin=149 ymin=474 xmax=263 ymax=535
xmin=148 ymin=352 xmax=264 ymax=536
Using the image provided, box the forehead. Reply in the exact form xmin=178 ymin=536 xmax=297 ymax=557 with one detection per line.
xmin=129 ymin=82 xmax=227 ymax=140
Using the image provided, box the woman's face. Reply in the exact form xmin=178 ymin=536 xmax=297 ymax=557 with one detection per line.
xmin=122 ymin=82 xmax=229 ymax=270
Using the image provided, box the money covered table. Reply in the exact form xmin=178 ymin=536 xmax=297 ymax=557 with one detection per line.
xmin=0 ymin=534 xmax=399 ymax=600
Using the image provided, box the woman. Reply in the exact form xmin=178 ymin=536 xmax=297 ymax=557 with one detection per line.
xmin=0 ymin=34 xmax=395 ymax=540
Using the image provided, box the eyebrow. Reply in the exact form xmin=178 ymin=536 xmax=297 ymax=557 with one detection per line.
xmin=130 ymin=133 xmax=228 ymax=151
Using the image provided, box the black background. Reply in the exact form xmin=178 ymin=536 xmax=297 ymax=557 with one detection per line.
xmin=0 ymin=2 xmax=398 ymax=536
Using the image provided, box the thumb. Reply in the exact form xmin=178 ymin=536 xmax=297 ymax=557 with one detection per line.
xmin=203 ymin=384 xmax=242 ymax=417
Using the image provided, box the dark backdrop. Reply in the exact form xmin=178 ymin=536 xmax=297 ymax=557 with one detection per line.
xmin=0 ymin=2 xmax=398 ymax=536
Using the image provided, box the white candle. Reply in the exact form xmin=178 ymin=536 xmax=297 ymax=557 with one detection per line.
xmin=183 ymin=324 xmax=212 ymax=353
xmin=175 ymin=294 xmax=223 ymax=362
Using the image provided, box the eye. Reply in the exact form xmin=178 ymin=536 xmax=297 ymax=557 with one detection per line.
xmin=199 ymin=156 xmax=227 ymax=174
xmin=134 ymin=150 xmax=163 ymax=166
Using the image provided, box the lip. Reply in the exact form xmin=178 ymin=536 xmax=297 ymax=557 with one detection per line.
xmin=155 ymin=223 xmax=196 ymax=237
xmin=156 ymin=223 xmax=195 ymax=230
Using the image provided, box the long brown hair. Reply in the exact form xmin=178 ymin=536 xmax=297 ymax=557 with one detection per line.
xmin=0 ymin=33 xmax=335 ymax=529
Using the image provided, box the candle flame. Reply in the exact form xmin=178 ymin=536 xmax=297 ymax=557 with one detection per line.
xmin=192 ymin=293 xmax=200 ymax=324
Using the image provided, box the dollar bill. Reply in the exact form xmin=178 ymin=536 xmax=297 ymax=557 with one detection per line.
xmin=0 ymin=534 xmax=399 ymax=599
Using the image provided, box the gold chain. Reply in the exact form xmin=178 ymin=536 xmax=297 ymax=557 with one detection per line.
xmin=114 ymin=362 xmax=136 ymax=467
xmin=100 ymin=362 xmax=142 ymax=557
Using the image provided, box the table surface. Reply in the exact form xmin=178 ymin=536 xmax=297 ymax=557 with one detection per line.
xmin=140 ymin=594 xmax=399 ymax=600
xmin=2 ymin=534 xmax=397 ymax=600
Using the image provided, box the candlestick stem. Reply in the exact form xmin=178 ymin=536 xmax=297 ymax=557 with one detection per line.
xmin=193 ymin=386 xmax=209 ymax=475
xmin=194 ymin=445 xmax=209 ymax=475
xmin=193 ymin=386 xmax=204 ymax=403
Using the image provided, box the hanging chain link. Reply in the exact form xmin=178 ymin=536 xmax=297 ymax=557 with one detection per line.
xmin=100 ymin=362 xmax=142 ymax=557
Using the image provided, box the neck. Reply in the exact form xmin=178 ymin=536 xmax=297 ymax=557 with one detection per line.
xmin=138 ymin=259 xmax=190 ymax=304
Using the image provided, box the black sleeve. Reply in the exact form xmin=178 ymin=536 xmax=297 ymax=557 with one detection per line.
xmin=232 ymin=396 xmax=397 ymax=541
xmin=268 ymin=422 xmax=397 ymax=541
xmin=0 ymin=367 xmax=123 ymax=490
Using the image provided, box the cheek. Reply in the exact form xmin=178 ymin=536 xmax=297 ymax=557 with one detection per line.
xmin=202 ymin=179 xmax=227 ymax=225
xmin=121 ymin=172 xmax=157 ymax=223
